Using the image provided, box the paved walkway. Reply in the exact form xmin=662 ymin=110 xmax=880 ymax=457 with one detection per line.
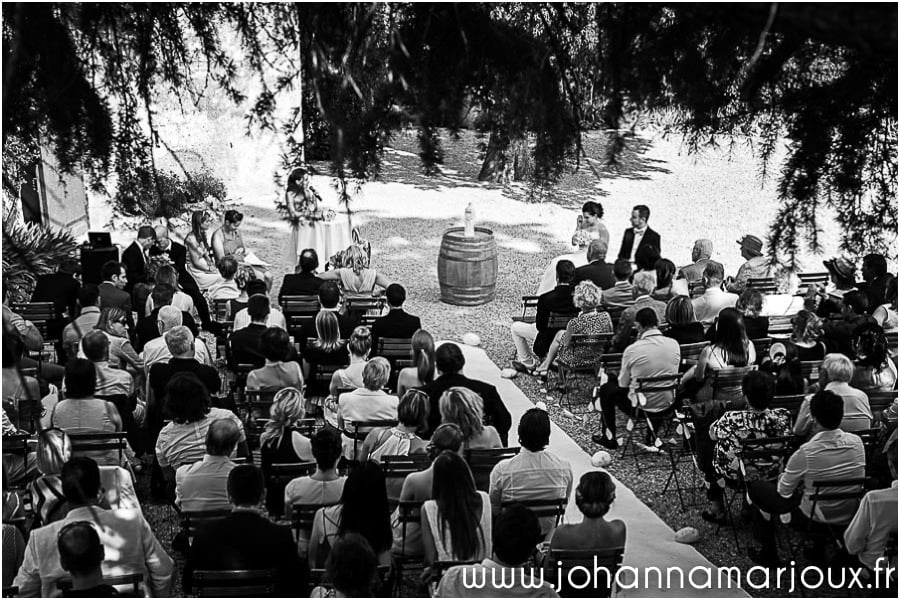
xmin=450 ymin=341 xmax=748 ymax=598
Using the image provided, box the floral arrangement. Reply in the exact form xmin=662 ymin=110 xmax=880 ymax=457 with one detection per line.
xmin=145 ymin=254 xmax=173 ymax=282
xmin=572 ymin=229 xmax=592 ymax=248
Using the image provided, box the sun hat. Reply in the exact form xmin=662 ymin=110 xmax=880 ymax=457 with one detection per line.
xmin=736 ymin=235 xmax=763 ymax=257
xmin=823 ymin=256 xmax=856 ymax=281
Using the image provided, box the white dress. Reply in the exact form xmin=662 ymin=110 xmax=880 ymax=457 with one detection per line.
xmin=537 ymin=248 xmax=590 ymax=295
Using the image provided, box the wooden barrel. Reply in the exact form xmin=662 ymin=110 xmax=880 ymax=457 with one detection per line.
xmin=438 ymin=227 xmax=498 ymax=306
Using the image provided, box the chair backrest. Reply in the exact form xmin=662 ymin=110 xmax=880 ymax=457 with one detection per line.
xmin=189 ymin=569 xmax=278 ymax=597
xmin=68 ymin=432 xmax=128 ymax=463
xmin=181 ymin=509 xmax=232 ymax=542
xmin=797 ymin=272 xmax=830 ymax=290
xmin=345 ymin=296 xmax=385 ymax=313
xmin=799 ymin=360 xmax=821 ymax=382
xmin=809 ymin=478 xmax=867 ymax=525
xmin=345 ymin=419 xmax=399 ymax=460
xmin=747 ymin=278 xmax=777 ymax=294
xmin=767 ymin=314 xmax=796 ymax=335
xmin=376 ymin=337 xmax=412 ymax=359
xmin=634 ymin=374 xmax=681 ymax=410
xmin=212 ymin=298 xmax=232 ymax=322
xmin=515 ymin=296 xmax=540 ymax=323
xmin=563 ymin=333 xmax=612 ymax=366
xmin=688 ymin=282 xmax=706 ymax=298
xmin=57 ymin=573 xmax=143 ymax=595
xmin=381 ymin=454 xmax=431 ymax=481
xmin=464 ymin=447 xmax=520 ymax=492
xmin=738 ymin=435 xmax=802 ymax=481
xmin=548 ymin=547 xmax=625 ymax=598
xmin=268 ymin=461 xmax=317 ymax=488
xmin=10 ymin=301 xmax=56 ymax=324
xmin=709 ymin=366 xmax=756 ymax=403
xmin=547 ymin=311 xmax=578 ymax=329
xmin=849 ymin=428 xmax=882 ymax=460
xmin=679 ymin=341 xmax=710 ymax=369
xmin=281 ymin=295 xmax=320 ymax=316
xmin=605 ymin=305 xmax=626 ymax=328
xmin=750 ymin=337 xmax=773 ymax=358
xmin=500 ymin=498 xmax=566 ymax=527
xmin=867 ymin=390 xmax=897 ymax=415
xmin=292 ymin=502 xmax=339 ymax=539
xmin=394 ymin=500 xmax=424 ymax=557
xmin=596 ymin=353 xmax=624 ymax=377
xmin=885 ymin=330 xmax=898 ymax=356
xmin=770 ymin=395 xmax=806 ymax=418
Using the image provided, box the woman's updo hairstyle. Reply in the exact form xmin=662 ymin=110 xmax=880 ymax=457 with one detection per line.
xmin=348 ymin=326 xmax=372 ymax=358
xmin=575 ymin=471 xmax=616 ymax=518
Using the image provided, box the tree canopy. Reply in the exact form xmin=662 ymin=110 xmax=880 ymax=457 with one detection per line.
xmin=3 ymin=2 xmax=896 ymax=262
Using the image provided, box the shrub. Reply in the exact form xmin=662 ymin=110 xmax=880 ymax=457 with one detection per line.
xmin=2 ymin=220 xmax=77 ymax=302
xmin=113 ymin=166 xmax=228 ymax=220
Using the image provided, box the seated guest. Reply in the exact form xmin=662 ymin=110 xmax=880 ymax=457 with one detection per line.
xmin=822 ymin=290 xmax=877 ymax=357
xmin=439 ymin=387 xmax=502 ymax=450
xmin=593 ymin=309 xmax=680 ymax=450
xmin=97 ymin=261 xmax=133 ymax=328
xmin=3 ymin=290 xmax=42 ymax=354
xmin=2 ymin=410 xmax=37 ymax=489
xmin=571 ymin=239 xmax=615 ymax=290
xmin=761 ymin=266 xmax=805 ymax=316
xmin=2 ymin=332 xmax=41 ymax=423
xmin=850 ymin=324 xmax=898 ymax=392
xmin=872 ymin=275 xmax=897 ymax=329
xmin=422 ymin=343 xmax=512 ymax=444
xmin=844 ymin=439 xmax=898 ymax=574
xmin=302 ymin=311 xmax=349 ymax=388
xmin=633 ymin=244 xmax=660 ymax=282
xmin=297 ymin=282 xmax=354 ymax=348
xmin=90 ymin=307 xmax=143 ymax=372
xmin=535 ymin=280 xmax=612 ymax=377
xmin=259 ymin=388 xmax=314 ymax=515
xmin=329 ymin=326 xmax=372 ymax=398
xmin=308 ymin=461 xmax=393 ymax=570
xmin=725 ymin=234 xmax=772 ymax=294
xmin=155 ymin=373 xmax=247 ymax=471
xmin=311 ymin=533 xmax=379 ymax=598
xmin=28 ymin=429 xmax=72 ymax=526
xmin=145 ymin=265 xmax=195 ymax=315
xmin=226 ymin=294 xmax=270 ymax=369
xmin=664 ymin=295 xmax=706 ymax=345
xmin=682 ymin=307 xmax=756 ymax=406
xmin=809 ymin=256 xmax=859 ymax=318
xmin=318 ymin=245 xmax=392 ymax=299
xmin=859 ymin=253 xmax=893 ymax=314
xmin=337 ymin=358 xmax=399 ymax=459
xmin=611 ymin=271 xmax=666 ymax=351
xmin=794 ymin=354 xmax=872 ymax=435
xmin=175 ymin=419 xmax=241 ymax=512
xmin=283 ymin=428 xmax=345 ymax=542
xmin=692 ymin=261 xmax=738 ymax=326
xmin=183 ymin=465 xmax=305 ymax=596
xmin=135 ymin=283 xmax=199 ymax=350
xmin=703 ymin=371 xmax=792 ymax=524
xmin=82 ymin=331 xmax=133 ymax=399
xmin=396 ymin=330 xmax=436 ymax=398
xmin=511 ymin=260 xmax=576 ymax=374
xmin=13 ymin=457 xmax=174 ymax=597
xmin=677 ymin=239 xmax=721 ymax=287
xmin=371 ymin=283 xmax=422 ymax=353
xmin=32 ymin=256 xmax=81 ymax=321
xmin=359 ymin=389 xmax=429 ymax=496
xmin=62 ymin=285 xmax=102 ymax=360
xmin=489 ymin=408 xmax=572 ymax=535
xmin=602 ymin=259 xmax=635 ymax=307
xmin=246 ymin=327 xmax=303 ymax=391
xmin=279 ymin=248 xmax=324 ymax=302
xmin=436 ymin=504 xmax=556 ymax=598
xmin=790 ymin=310 xmax=827 ymax=361
xmin=736 ymin=288 xmax=769 ymax=340
xmin=148 ymin=225 xmax=206 ymax=323
xmin=759 ymin=341 xmax=807 ymax=396
xmin=148 ymin=327 xmax=221 ymax=427
xmin=50 ymin=359 xmax=123 ymax=466
xmin=57 ymin=521 xmax=118 ymax=597
xmin=547 ymin=471 xmax=626 ymax=590
xmin=232 ymin=288 xmax=287 ymax=331
xmin=206 ymin=256 xmax=242 ymax=301
xmin=422 ymin=452 xmax=492 ymax=570
xmin=747 ymin=390 xmax=866 ymax=567
xmin=224 ymin=278 xmax=258 ymax=322
xmin=141 ymin=305 xmax=212 ymax=370
xmin=653 ymin=258 xmax=684 ymax=301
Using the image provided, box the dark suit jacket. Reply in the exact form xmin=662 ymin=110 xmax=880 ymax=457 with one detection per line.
xmin=297 ymin=310 xmax=354 ymax=349
xmin=227 ymin=323 xmax=267 ymax=369
xmin=148 ymin=357 xmax=222 ymax=433
xmin=617 ymin=227 xmax=661 ymax=261
xmin=533 ymin=285 xmax=576 ymax=358
xmin=422 ymin=373 xmax=512 ymax=446
xmin=136 ymin=307 xmax=198 ymax=351
xmin=183 ymin=511 xmax=305 ymax=597
xmin=32 ymin=273 xmax=80 ymax=320
xmin=664 ymin=323 xmax=706 ymax=345
xmin=121 ymin=242 xmax=148 ymax=292
xmin=278 ymin=273 xmax=324 ymax=303
xmin=371 ymin=308 xmax=422 ymax=353
xmin=149 ymin=241 xmax=195 ymax=291
xmin=571 ymin=260 xmax=616 ymax=290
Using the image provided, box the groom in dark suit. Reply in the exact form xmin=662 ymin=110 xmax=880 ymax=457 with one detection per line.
xmin=617 ymin=204 xmax=661 ymax=262
xmin=121 ymin=225 xmax=157 ymax=293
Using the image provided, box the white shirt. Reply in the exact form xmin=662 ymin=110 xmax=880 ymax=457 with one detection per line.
xmin=629 ymin=227 xmax=646 ymax=262
xmin=692 ymin=287 xmax=739 ymax=325
xmin=843 ymin=481 xmax=898 ymax=570
xmin=489 ymin=449 xmax=573 ymax=535
xmin=141 ymin=336 xmax=213 ymax=371
xmin=793 ymin=381 xmax=872 ymax=437
xmin=232 ymin=307 xmax=287 ymax=331
xmin=337 ymin=389 xmax=399 ymax=459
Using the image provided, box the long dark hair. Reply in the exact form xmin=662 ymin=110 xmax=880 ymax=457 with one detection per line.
xmin=771 ymin=341 xmax=805 ymax=395
xmin=711 ymin=308 xmax=750 ymax=367
xmin=411 ymin=329 xmax=435 ymax=385
xmin=190 ymin=210 xmax=209 ymax=251
xmin=338 ymin=461 xmax=392 ymax=554
xmin=431 ymin=451 xmax=485 ymax=561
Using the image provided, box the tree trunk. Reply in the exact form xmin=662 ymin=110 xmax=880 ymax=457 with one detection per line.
xmin=478 ymin=132 xmax=532 ymax=183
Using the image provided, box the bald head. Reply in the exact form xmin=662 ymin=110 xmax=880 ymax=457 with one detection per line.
xmin=587 ymin=238 xmax=609 ymax=263
xmin=206 ymin=419 xmax=241 ymax=456
xmin=692 ymin=239 xmax=713 ymax=262
xmin=154 ymin=225 xmax=169 ymax=240
xmin=157 ymin=305 xmax=183 ymax=334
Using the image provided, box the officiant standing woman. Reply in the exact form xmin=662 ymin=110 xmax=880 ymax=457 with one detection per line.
xmin=284 ymin=166 xmax=352 ymax=270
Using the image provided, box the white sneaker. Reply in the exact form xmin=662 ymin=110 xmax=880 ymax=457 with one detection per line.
xmin=636 ymin=442 xmax=660 ymax=454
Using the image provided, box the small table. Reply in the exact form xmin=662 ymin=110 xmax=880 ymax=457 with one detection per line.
xmin=286 ymin=218 xmax=353 ymax=267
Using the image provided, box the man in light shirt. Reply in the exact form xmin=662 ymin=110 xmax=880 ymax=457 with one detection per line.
xmin=141 ymin=305 xmax=212 ymax=370
xmin=794 ymin=354 xmax=872 ymax=436
xmin=62 ymin=285 xmax=103 ymax=360
xmin=691 ymin=261 xmax=738 ymax=326
xmin=844 ymin=439 xmax=897 ymax=573
xmin=747 ymin=390 xmax=866 ymax=567
xmin=14 ymin=457 xmax=174 ymax=597
xmin=175 ymin=419 xmax=240 ymax=512
xmin=593 ymin=308 xmax=680 ymax=450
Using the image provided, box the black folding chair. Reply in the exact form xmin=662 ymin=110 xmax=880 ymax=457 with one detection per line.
xmin=189 ymin=569 xmax=278 ymax=597
xmin=464 ymin=447 xmax=520 ymax=492
xmin=512 ymin=296 xmax=540 ymax=324
xmin=547 ymin=547 xmax=625 ymax=598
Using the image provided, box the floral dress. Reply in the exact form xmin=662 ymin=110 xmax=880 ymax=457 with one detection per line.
xmin=557 ymin=311 xmax=614 ymax=368
xmin=709 ymin=408 xmax=792 ymax=483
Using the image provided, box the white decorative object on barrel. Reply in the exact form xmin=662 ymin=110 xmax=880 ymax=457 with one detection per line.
xmin=464 ymin=202 xmax=475 ymax=237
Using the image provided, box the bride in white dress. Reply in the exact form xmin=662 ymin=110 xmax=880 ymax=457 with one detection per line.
xmin=537 ymin=201 xmax=610 ymax=295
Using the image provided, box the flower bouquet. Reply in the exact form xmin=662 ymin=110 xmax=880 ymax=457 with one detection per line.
xmin=572 ymin=229 xmax=593 ymax=248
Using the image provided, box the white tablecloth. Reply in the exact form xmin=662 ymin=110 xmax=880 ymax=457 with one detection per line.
xmin=286 ymin=219 xmax=353 ymax=267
